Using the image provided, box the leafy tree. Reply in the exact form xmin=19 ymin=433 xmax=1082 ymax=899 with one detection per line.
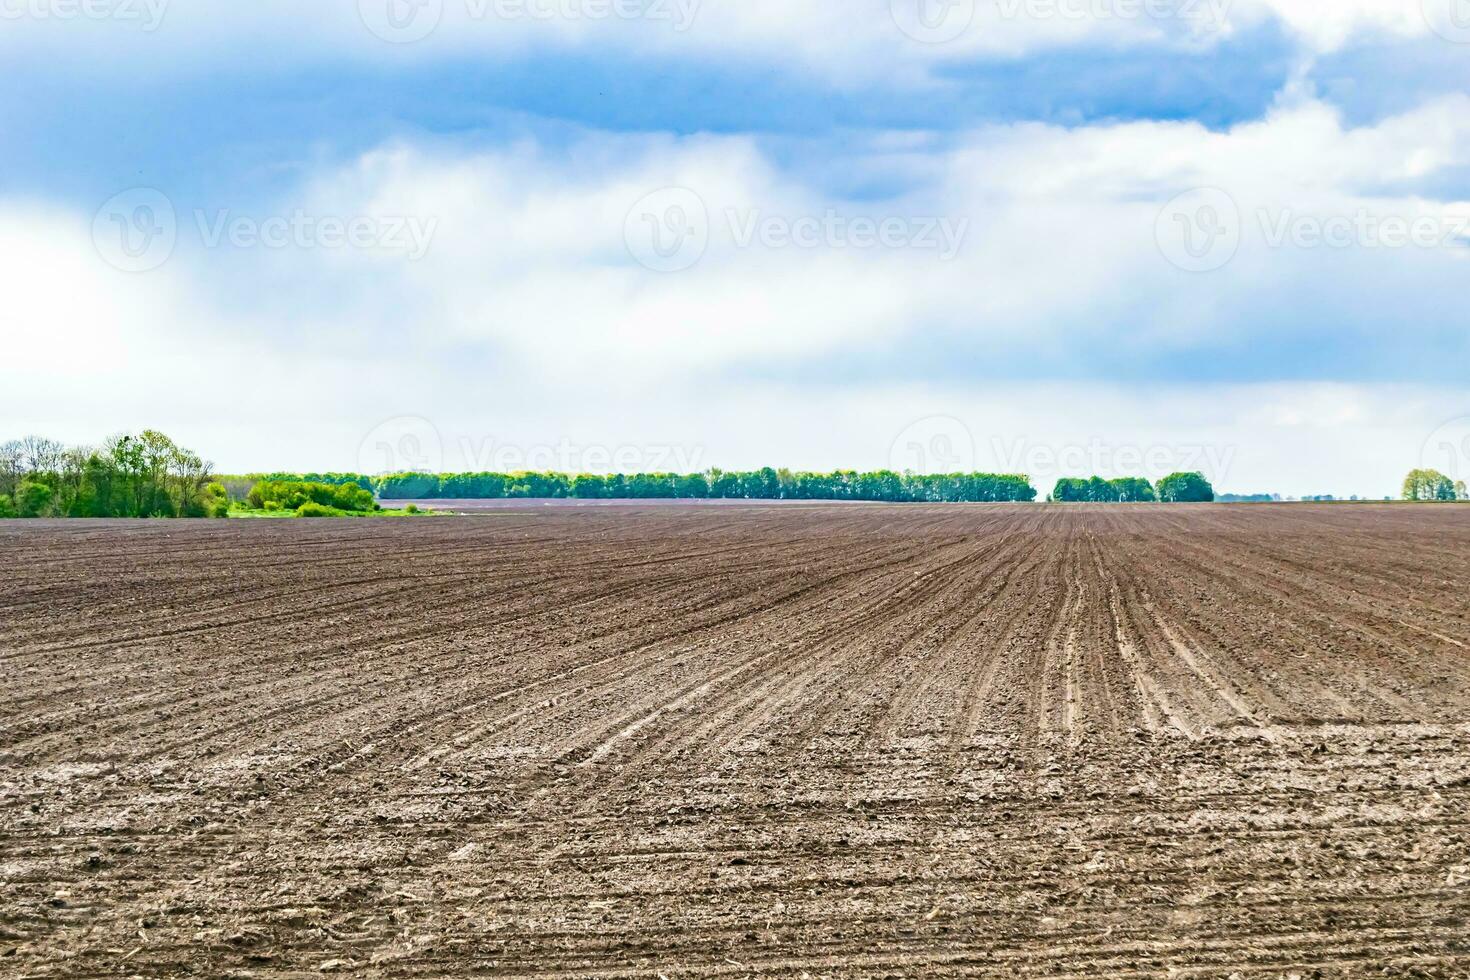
xmin=676 ymin=472 xmax=709 ymax=498
xmin=571 ymin=474 xmax=608 ymax=498
xmin=1051 ymin=476 xmax=1156 ymax=503
xmin=1111 ymin=477 xmax=1156 ymax=502
xmin=0 ymin=433 xmax=225 ymax=518
xmin=1052 ymin=478 xmax=1085 ymax=502
xmin=1402 ymin=468 xmax=1457 ymax=501
xmin=1155 ymin=471 xmax=1215 ymax=503
xmin=375 ymin=471 xmax=441 ymax=499
xmin=0 ymin=494 xmax=14 ymax=518
xmin=708 ymin=468 xmax=742 ymax=499
xmin=16 ymin=479 xmax=56 ymax=517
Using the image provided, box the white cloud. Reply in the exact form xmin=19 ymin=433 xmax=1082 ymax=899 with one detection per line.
xmin=1241 ymin=0 xmax=1434 ymax=51
xmin=5 ymin=91 xmax=1469 ymax=490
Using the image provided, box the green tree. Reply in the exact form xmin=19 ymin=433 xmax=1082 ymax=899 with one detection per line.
xmin=1110 ymin=477 xmax=1156 ymax=502
xmin=1051 ymin=478 xmax=1087 ymax=502
xmin=16 ymin=479 xmax=56 ymax=517
xmin=571 ymin=474 xmax=608 ymax=498
xmin=1402 ymin=468 xmax=1456 ymax=501
xmin=1155 ymin=471 xmax=1215 ymax=503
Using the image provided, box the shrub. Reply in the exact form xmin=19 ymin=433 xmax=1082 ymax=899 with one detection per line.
xmin=404 ymin=504 xmax=420 ymax=514
xmin=263 ymin=500 xmax=283 ymax=512
xmin=202 ymin=482 xmax=231 ymax=518
xmin=0 ymin=493 xmax=15 ymax=518
xmin=248 ymin=479 xmax=376 ymax=513
xmin=296 ymin=501 xmax=339 ymax=518
xmin=16 ymin=479 xmax=56 ymax=517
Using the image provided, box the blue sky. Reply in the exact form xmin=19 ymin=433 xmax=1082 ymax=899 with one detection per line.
xmin=3 ymin=1 xmax=1469 ymax=495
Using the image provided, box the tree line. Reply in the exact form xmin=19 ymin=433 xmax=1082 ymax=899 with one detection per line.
xmin=365 ymin=468 xmax=1041 ymax=502
xmin=0 ymin=432 xmax=228 ymax=518
xmin=20 ymin=438 xmax=1466 ymax=518
xmin=1050 ymin=472 xmax=1215 ymax=503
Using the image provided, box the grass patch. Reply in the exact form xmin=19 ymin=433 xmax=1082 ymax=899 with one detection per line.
xmin=227 ymin=503 xmax=432 ymax=519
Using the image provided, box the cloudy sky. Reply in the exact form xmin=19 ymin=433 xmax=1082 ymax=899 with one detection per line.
xmin=3 ymin=0 xmax=1469 ymax=495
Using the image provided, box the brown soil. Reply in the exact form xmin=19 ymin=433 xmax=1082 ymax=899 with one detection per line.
xmin=2 ymin=504 xmax=1468 ymax=977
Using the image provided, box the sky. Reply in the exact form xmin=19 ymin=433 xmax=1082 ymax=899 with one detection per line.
xmin=3 ymin=0 xmax=1469 ymax=497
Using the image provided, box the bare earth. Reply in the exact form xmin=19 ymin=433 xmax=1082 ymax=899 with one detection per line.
xmin=2 ymin=504 xmax=1469 ymax=977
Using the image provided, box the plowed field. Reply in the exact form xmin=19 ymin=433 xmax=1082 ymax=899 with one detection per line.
xmin=3 ymin=504 xmax=1469 ymax=977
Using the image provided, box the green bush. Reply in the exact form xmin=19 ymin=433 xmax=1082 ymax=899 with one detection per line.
xmin=16 ymin=479 xmax=56 ymax=518
xmin=263 ymin=500 xmax=283 ymax=512
xmin=0 ymin=493 xmax=15 ymax=518
xmin=202 ymin=482 xmax=230 ymax=518
xmin=295 ymin=501 xmax=339 ymax=517
xmin=248 ymin=479 xmax=377 ymax=513
xmin=404 ymin=504 xmax=420 ymax=514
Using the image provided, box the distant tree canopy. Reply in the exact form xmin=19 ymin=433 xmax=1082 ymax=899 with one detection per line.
xmin=1051 ymin=473 xmax=1213 ymax=503
xmin=0 ymin=432 xmax=226 ymax=518
xmin=1154 ymin=472 xmax=1216 ymax=503
xmin=1052 ymin=477 xmax=1156 ymax=502
xmin=1402 ymin=469 xmax=1458 ymax=501
xmin=252 ymin=472 xmax=375 ymax=492
xmin=366 ymin=469 xmax=1039 ymax=503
